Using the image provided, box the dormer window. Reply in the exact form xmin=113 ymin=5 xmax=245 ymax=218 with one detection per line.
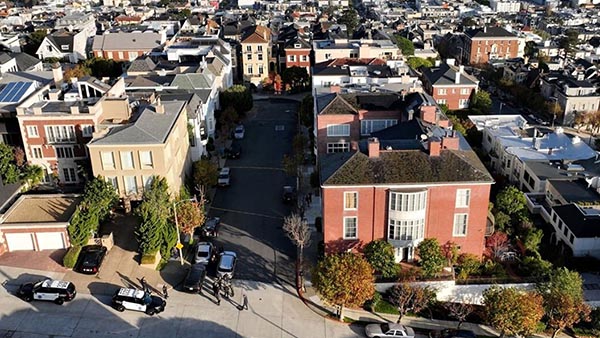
xmin=294 ymin=43 xmax=301 ymax=48
xmin=61 ymin=45 xmax=69 ymax=51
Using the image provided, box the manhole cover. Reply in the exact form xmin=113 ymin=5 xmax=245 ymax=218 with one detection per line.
xmin=275 ymin=125 xmax=285 ymax=131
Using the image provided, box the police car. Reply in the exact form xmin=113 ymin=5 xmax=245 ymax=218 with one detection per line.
xmin=111 ymin=288 xmax=166 ymax=315
xmin=17 ymin=279 xmax=76 ymax=305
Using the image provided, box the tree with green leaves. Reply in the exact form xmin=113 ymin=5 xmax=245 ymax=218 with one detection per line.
xmin=470 ymin=90 xmax=492 ymax=114
xmin=495 ymin=185 xmax=527 ymax=217
xmin=192 ymin=159 xmax=219 ymax=189
xmin=337 ymin=8 xmax=359 ymax=35
xmin=417 ymin=238 xmax=446 ymax=278
xmin=363 ymin=240 xmax=399 ymax=279
xmin=406 ymin=57 xmax=434 ymax=70
xmin=483 ymin=286 xmax=544 ymax=338
xmin=64 ymin=65 xmax=91 ymax=83
xmin=559 ymin=29 xmax=579 ymax=57
xmin=456 ymin=253 xmax=481 ymax=280
xmin=83 ymin=57 xmax=124 ymax=79
xmin=389 ymin=282 xmax=436 ymax=323
xmin=217 ymin=106 xmax=239 ymax=140
xmin=24 ymin=30 xmax=47 ymax=56
xmin=67 ymin=176 xmax=118 ymax=247
xmin=312 ymin=253 xmax=374 ymax=312
xmin=220 ymin=84 xmax=253 ymax=114
xmin=519 ymin=255 xmax=553 ymax=278
xmin=448 ymin=115 xmax=467 ymax=135
xmin=0 ymin=144 xmax=20 ymax=184
xmin=537 ymin=268 xmax=591 ymax=338
xmin=522 ymin=227 xmax=544 ymax=254
xmin=394 ymin=36 xmax=415 ymax=56
xmin=135 ymin=177 xmax=172 ymax=256
xmin=281 ymin=66 xmax=309 ymax=91
xmin=298 ymin=95 xmax=314 ymax=128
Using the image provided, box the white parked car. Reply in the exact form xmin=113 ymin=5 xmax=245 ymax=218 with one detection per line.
xmin=234 ymin=125 xmax=245 ymax=139
xmin=195 ymin=242 xmax=214 ymax=265
xmin=365 ymin=323 xmax=415 ymax=338
xmin=218 ymin=167 xmax=230 ymax=186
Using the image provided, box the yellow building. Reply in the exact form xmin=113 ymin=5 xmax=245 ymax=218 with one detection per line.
xmin=87 ymin=99 xmax=191 ymax=199
xmin=241 ymin=25 xmax=272 ymax=85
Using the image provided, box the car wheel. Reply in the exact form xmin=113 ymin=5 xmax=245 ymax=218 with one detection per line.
xmin=116 ymin=305 xmax=125 ymax=312
xmin=54 ymin=298 xmax=64 ymax=305
xmin=146 ymin=309 xmax=155 ymax=316
xmin=23 ymin=295 xmax=33 ymax=302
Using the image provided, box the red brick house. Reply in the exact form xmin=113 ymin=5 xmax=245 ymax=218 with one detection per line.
xmin=283 ymin=36 xmax=311 ymax=74
xmin=464 ymin=26 xmax=520 ymax=65
xmin=421 ymin=62 xmax=479 ymax=110
xmin=317 ymin=92 xmax=493 ymax=261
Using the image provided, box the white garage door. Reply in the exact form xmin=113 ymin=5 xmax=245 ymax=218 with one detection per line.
xmin=36 ymin=232 xmax=66 ymax=250
xmin=5 ymin=233 xmax=35 ymax=251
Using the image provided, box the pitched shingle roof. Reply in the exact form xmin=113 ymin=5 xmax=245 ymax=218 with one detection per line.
xmin=89 ymin=101 xmax=186 ymax=145
xmin=465 ymin=26 xmax=517 ymax=39
xmin=127 ymin=57 xmax=156 ymax=72
xmin=422 ymin=64 xmax=478 ymax=86
xmin=92 ymin=32 xmax=163 ymax=51
xmin=321 ymin=150 xmax=492 ymax=185
xmin=316 ymin=93 xmax=358 ymax=115
xmin=242 ymin=25 xmax=271 ymax=43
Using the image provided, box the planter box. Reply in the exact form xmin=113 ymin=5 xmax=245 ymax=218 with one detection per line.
xmin=140 ymin=251 xmax=161 ymax=270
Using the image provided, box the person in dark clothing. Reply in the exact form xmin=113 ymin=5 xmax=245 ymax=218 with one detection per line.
xmin=242 ymin=294 xmax=248 ymax=310
xmin=140 ymin=277 xmax=148 ymax=293
xmin=162 ymin=285 xmax=169 ymax=299
xmin=213 ymin=282 xmax=221 ymax=305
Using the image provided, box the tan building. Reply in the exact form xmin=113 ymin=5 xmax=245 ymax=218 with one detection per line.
xmin=87 ymin=99 xmax=191 ymax=200
xmin=241 ymin=25 xmax=272 ymax=85
xmin=312 ymin=39 xmax=401 ymax=64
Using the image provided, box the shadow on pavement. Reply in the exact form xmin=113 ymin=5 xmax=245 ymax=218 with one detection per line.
xmin=0 ymin=296 xmax=241 ymax=338
xmin=2 ymin=273 xmax=53 ymax=292
xmin=87 ymin=281 xmax=121 ymax=299
xmin=116 ymin=271 xmax=141 ymax=290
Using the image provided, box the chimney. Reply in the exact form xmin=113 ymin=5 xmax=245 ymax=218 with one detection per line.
xmin=48 ymin=89 xmax=60 ymax=101
xmin=70 ymin=105 xmax=79 ymax=114
xmin=350 ymin=141 xmax=359 ymax=151
xmin=330 ymin=85 xmax=341 ymax=93
xmin=429 ymin=139 xmax=441 ymax=156
xmin=368 ymin=137 xmax=380 ymax=158
xmin=155 ymin=103 xmax=165 ymax=114
xmin=32 ymin=106 xmax=43 ymax=115
xmin=441 ymin=130 xmax=459 ymax=150
xmin=459 ymin=65 xmax=464 ymax=74
xmin=455 ymin=70 xmax=460 ymax=84
xmin=483 ymin=26 xmax=487 ymax=33
xmin=52 ymin=62 xmax=63 ymax=86
xmin=420 ymin=105 xmax=437 ymax=124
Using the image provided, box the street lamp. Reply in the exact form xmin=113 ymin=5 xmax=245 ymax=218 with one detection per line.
xmin=499 ymin=102 xmax=504 ymax=115
xmin=173 ymin=197 xmax=197 ymax=266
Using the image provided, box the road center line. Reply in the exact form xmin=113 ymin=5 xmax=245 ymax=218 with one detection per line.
xmin=209 ymin=207 xmax=284 ymax=220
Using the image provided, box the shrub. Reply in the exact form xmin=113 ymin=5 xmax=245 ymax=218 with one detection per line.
xmin=363 ymin=240 xmax=400 ymax=279
xmin=63 ymin=246 xmax=82 ymax=268
xmin=364 ymin=291 xmax=382 ymax=312
xmin=482 ymin=260 xmax=508 ymax=278
xmin=140 ymin=253 xmax=157 ymax=265
xmin=519 ymin=255 xmax=553 ymax=279
xmin=457 ymin=253 xmax=481 ymax=280
xmin=417 ymin=238 xmax=445 ymax=279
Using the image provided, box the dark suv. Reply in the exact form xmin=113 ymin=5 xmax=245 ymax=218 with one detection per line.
xmin=17 ymin=279 xmax=77 ymax=305
xmin=183 ymin=263 xmax=207 ymax=294
xmin=226 ymin=141 xmax=242 ymax=159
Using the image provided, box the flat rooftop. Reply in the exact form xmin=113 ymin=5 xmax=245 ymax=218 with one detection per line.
xmin=1 ymin=194 xmax=82 ymax=224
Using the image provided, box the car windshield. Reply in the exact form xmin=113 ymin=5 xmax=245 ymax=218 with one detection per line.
xmin=219 ymin=174 xmax=228 ymax=179
xmin=197 ymin=251 xmax=209 ymax=257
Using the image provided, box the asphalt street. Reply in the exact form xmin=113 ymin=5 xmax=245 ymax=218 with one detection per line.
xmin=209 ymin=99 xmax=299 ymax=284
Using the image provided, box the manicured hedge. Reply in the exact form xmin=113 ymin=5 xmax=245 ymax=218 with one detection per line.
xmin=63 ymin=246 xmax=82 ymax=269
xmin=141 ymin=254 xmax=156 ymax=265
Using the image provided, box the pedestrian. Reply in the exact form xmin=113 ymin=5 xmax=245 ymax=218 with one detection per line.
xmin=162 ymin=285 xmax=169 ymax=299
xmin=213 ymin=282 xmax=221 ymax=306
xmin=308 ymin=192 xmax=312 ymax=204
xmin=140 ymin=277 xmax=147 ymax=292
xmin=242 ymin=293 xmax=249 ymax=310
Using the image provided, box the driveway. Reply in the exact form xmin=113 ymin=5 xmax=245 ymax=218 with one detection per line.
xmin=209 ymin=98 xmax=299 ymax=284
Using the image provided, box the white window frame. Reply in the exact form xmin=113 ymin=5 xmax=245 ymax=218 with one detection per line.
xmin=246 ymin=54 xmax=252 ymax=61
xmin=142 ymin=175 xmax=154 ymax=191
xmin=327 ymin=142 xmax=349 ymax=153
xmin=139 ymin=151 xmax=153 ymax=169
xmin=27 ymin=126 xmax=39 ymax=137
xmin=288 ymin=55 xmax=296 ymax=62
xmin=343 ymin=216 xmax=357 ymax=239
xmin=120 ymin=151 xmax=134 ymax=170
xmin=326 ymin=124 xmax=350 ymax=137
xmin=258 ymin=54 xmax=263 ymax=61
xmin=258 ymin=65 xmax=264 ymax=74
xmin=118 ymin=51 xmax=124 ymax=59
xmin=388 ymin=218 xmax=425 ymax=241
xmin=360 ymin=119 xmax=398 ymax=136
xmin=438 ymin=88 xmax=447 ymax=95
xmin=124 ymin=176 xmax=138 ymax=195
xmin=257 ymin=45 xmax=263 ymax=52
xmin=247 ymin=66 xmax=253 ymax=74
xmin=45 ymin=125 xmax=76 ymax=143
xmin=389 ymin=191 xmax=427 ymax=212
xmin=101 ymin=151 xmax=115 ymax=170
xmin=246 ymin=45 xmax=251 ymax=52
xmin=32 ymin=146 xmax=43 ymax=159
xmin=344 ymin=191 xmax=358 ymax=210
xmin=455 ymin=189 xmax=471 ymax=208
xmin=453 ymin=213 xmax=468 ymax=237
xmin=459 ymin=99 xmax=470 ymax=109
xmin=437 ymin=99 xmax=447 ymax=105
xmin=105 ymin=176 xmax=118 ymax=190
xmin=81 ymin=125 xmax=94 ymax=137
xmin=301 ymin=55 xmax=308 ymax=62
xmin=460 ymin=88 xmax=470 ymax=95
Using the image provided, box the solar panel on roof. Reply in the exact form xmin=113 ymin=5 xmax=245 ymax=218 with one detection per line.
xmin=0 ymin=82 xmax=33 ymax=103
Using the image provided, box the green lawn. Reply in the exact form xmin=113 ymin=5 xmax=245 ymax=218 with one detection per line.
xmin=374 ymin=298 xmax=399 ymax=315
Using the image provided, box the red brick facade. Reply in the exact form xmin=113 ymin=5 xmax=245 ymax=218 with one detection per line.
xmin=465 ymin=38 xmax=519 ymax=65
xmin=322 ymin=183 xmax=491 ymax=259
xmin=284 ymin=48 xmax=311 ymax=74
xmin=93 ymin=50 xmax=146 ymax=62
xmin=426 ymin=85 xmax=477 ymax=110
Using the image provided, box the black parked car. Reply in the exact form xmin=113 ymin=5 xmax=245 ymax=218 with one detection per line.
xmin=75 ymin=245 xmax=107 ymax=274
xmin=195 ymin=217 xmax=221 ymax=238
xmin=182 ymin=263 xmax=207 ymax=294
xmin=282 ymin=186 xmax=296 ymax=204
xmin=226 ymin=141 xmax=242 ymax=159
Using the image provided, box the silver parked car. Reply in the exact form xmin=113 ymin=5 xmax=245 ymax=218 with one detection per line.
xmin=218 ymin=167 xmax=230 ymax=186
xmin=194 ymin=242 xmax=214 ymax=265
xmin=365 ymin=323 xmax=415 ymax=338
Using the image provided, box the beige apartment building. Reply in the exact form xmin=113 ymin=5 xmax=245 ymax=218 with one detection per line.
xmin=312 ymin=39 xmax=401 ymax=64
xmin=241 ymin=25 xmax=272 ymax=85
xmin=87 ymin=99 xmax=191 ymax=199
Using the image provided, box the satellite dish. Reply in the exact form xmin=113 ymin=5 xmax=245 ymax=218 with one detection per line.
xmin=420 ymin=134 xmax=428 ymax=141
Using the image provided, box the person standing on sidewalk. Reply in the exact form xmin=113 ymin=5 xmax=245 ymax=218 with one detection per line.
xmin=162 ymin=285 xmax=169 ymax=299
xmin=242 ymin=293 xmax=248 ymax=310
xmin=213 ymin=281 xmax=221 ymax=305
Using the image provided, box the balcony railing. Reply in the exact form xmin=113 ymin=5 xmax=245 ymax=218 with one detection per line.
xmin=44 ymin=136 xmax=76 ymax=144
